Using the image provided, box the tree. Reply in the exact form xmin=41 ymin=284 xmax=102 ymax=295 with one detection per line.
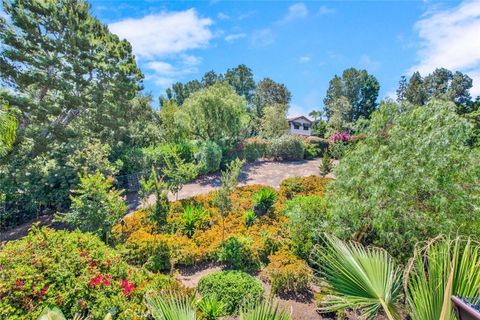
xmin=396 ymin=76 xmax=408 ymax=102
xmin=319 ymin=152 xmax=332 ymax=177
xmin=326 ymin=96 xmax=352 ymax=134
xmin=404 ymin=72 xmax=427 ymax=106
xmin=324 ymin=68 xmax=380 ymax=122
xmin=0 ymin=0 xmax=143 ymax=153
xmin=0 ymin=103 xmax=17 ymax=157
xmin=259 ymin=105 xmax=289 ymax=138
xmin=58 ymin=171 xmax=127 ymax=243
xmin=224 ymin=64 xmax=256 ymax=103
xmin=182 ymin=82 xmax=248 ymax=146
xmin=328 ymin=100 xmax=480 ymax=262
xmin=158 ymin=100 xmax=188 ymax=143
xmin=253 ymin=78 xmax=292 ymax=117
xmin=214 ymin=158 xmax=244 ymax=243
xmin=140 ymin=167 xmax=169 ymax=225
xmin=163 ymin=148 xmax=199 ymax=200
xmin=202 ymin=70 xmax=224 ymax=87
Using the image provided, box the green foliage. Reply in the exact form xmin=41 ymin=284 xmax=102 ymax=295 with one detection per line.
xmin=244 ymin=209 xmax=256 ymax=227
xmin=240 ymin=300 xmax=292 ymax=320
xmin=243 ymin=138 xmax=267 ymax=162
xmin=0 ymin=227 xmax=176 ymax=319
xmin=58 ymin=171 xmax=127 ymax=242
xmin=163 ymin=148 xmax=199 ymax=200
xmin=328 ymin=100 xmax=480 ymax=261
xmin=217 ymin=236 xmax=260 ymax=271
xmin=252 ymin=78 xmax=291 ymax=123
xmin=326 ymin=96 xmax=353 ymax=134
xmin=303 ymin=142 xmax=320 ymax=160
xmin=324 ymin=68 xmax=380 ymax=122
xmin=182 ymin=205 xmax=210 ymax=237
xmin=319 ymin=152 xmax=332 ymax=177
xmin=197 ymin=271 xmax=264 ymax=315
xmin=197 ymin=296 xmax=226 ymax=320
xmin=405 ymin=237 xmax=480 ymax=320
xmin=0 ymin=104 xmax=17 ymax=157
xmin=282 ymin=195 xmax=328 ymax=259
xmin=145 ymin=293 xmax=196 ymax=320
xmin=183 ymin=82 xmax=249 ymax=147
xmin=327 ymin=140 xmax=351 ymax=159
xmin=140 ymin=167 xmax=169 ymax=226
xmin=196 ymin=141 xmax=223 ymax=175
xmin=312 ymin=235 xmax=402 ymax=320
xmin=37 ymin=307 xmax=112 ymax=320
xmin=158 ymin=100 xmax=189 ymax=143
xmin=260 ymin=105 xmax=289 ymax=138
xmin=253 ymin=188 xmax=277 ymax=216
xmin=267 ymin=135 xmax=305 ymax=161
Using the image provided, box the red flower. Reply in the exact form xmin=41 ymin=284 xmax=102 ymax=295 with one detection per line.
xmin=89 ymin=274 xmax=111 ymax=288
xmin=39 ymin=285 xmax=49 ymax=296
xmin=79 ymin=250 xmax=89 ymax=259
xmin=15 ymin=278 xmax=25 ymax=289
xmin=119 ymin=279 xmax=134 ymax=296
xmin=89 ymin=261 xmax=97 ymax=267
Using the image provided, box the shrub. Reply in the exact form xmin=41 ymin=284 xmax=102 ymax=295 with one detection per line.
xmin=328 ymin=100 xmax=480 ymax=262
xmin=319 ymin=152 xmax=333 ymax=177
xmin=0 ymin=227 xmax=178 ymax=320
xmin=123 ymin=230 xmax=171 ymax=272
xmin=267 ymin=135 xmax=305 ymax=161
xmin=57 ymin=171 xmax=127 ymax=242
xmin=217 ymin=236 xmax=260 ymax=271
xmin=303 ymin=142 xmax=320 ymax=160
xmin=243 ymin=137 xmax=267 ymax=162
xmin=261 ymin=251 xmax=313 ymax=294
xmin=281 ymin=195 xmax=329 ymax=259
xmin=328 ymin=140 xmax=352 ymax=159
xmin=197 ymin=271 xmax=264 ymax=315
xmin=253 ymin=188 xmax=277 ymax=215
xmin=197 ymin=295 xmax=226 ymax=320
xmin=244 ymin=209 xmax=256 ymax=227
xmin=182 ymin=205 xmax=210 ymax=238
xmin=196 ymin=141 xmax=222 ymax=175
xmin=278 ymin=176 xmax=330 ymax=200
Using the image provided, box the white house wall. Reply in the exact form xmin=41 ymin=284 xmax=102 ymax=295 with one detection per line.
xmin=289 ymin=119 xmax=311 ymax=136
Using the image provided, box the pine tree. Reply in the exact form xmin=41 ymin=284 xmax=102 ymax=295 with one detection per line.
xmin=319 ymin=151 xmax=333 ymax=177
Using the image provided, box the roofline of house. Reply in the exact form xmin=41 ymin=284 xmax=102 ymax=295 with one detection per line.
xmin=287 ymin=116 xmax=313 ymax=123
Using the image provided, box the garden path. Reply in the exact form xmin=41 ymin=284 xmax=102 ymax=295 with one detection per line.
xmin=127 ymin=158 xmax=336 ymax=211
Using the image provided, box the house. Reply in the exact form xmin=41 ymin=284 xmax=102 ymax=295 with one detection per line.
xmin=287 ymin=116 xmax=312 ymax=136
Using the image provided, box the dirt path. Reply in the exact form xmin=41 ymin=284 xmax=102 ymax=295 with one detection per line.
xmin=175 ymin=263 xmax=324 ymax=320
xmin=128 ymin=158 xmax=335 ymax=211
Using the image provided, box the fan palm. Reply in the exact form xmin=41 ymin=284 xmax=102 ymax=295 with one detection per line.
xmin=37 ymin=307 xmax=112 ymax=320
xmin=405 ymin=237 xmax=480 ymax=320
xmin=312 ymin=234 xmax=402 ymax=320
xmin=145 ymin=292 xmax=197 ymax=320
xmin=240 ymin=300 xmax=292 ymax=320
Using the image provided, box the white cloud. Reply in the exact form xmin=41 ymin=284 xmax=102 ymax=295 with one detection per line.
xmin=251 ymin=28 xmax=275 ymax=47
xmin=109 ymin=9 xmax=213 ymax=59
xmin=225 ymin=33 xmax=246 ymax=42
xmin=410 ymin=0 xmax=480 ymax=95
xmin=317 ymin=6 xmax=335 ymax=16
xmin=279 ymin=3 xmax=308 ymax=24
xmin=109 ymin=9 xmax=213 ymax=89
xmin=217 ymin=12 xmax=229 ymax=20
xmin=299 ymin=56 xmax=311 ymax=63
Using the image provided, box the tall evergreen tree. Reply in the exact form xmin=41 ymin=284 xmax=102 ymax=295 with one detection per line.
xmin=224 ymin=64 xmax=256 ymax=103
xmin=405 ymin=72 xmax=426 ymax=106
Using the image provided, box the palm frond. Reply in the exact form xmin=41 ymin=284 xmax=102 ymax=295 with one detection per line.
xmin=405 ymin=237 xmax=480 ymax=320
xmin=312 ymin=234 xmax=402 ymax=320
xmin=240 ymin=300 xmax=292 ymax=320
xmin=145 ymin=292 xmax=197 ymax=320
xmin=37 ymin=307 xmax=67 ymax=320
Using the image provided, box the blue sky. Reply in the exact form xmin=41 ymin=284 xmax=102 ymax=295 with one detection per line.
xmin=90 ymin=0 xmax=480 ymax=116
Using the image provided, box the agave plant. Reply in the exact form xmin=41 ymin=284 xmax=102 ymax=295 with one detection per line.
xmin=145 ymin=292 xmax=197 ymax=320
xmin=253 ymin=188 xmax=277 ymax=215
xmin=405 ymin=237 xmax=480 ymax=320
xmin=312 ymin=234 xmax=402 ymax=320
xmin=240 ymin=300 xmax=291 ymax=320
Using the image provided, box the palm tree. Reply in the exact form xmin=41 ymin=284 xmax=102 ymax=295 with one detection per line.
xmin=312 ymin=234 xmax=402 ymax=320
xmin=240 ymin=300 xmax=292 ymax=320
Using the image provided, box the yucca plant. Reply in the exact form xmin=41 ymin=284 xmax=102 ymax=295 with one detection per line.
xmin=145 ymin=292 xmax=197 ymax=320
xmin=253 ymin=188 xmax=277 ymax=216
xmin=197 ymin=295 xmax=226 ymax=320
xmin=240 ymin=300 xmax=291 ymax=320
xmin=244 ymin=209 xmax=256 ymax=227
xmin=182 ymin=205 xmax=209 ymax=237
xmin=405 ymin=237 xmax=480 ymax=320
xmin=312 ymin=234 xmax=402 ymax=320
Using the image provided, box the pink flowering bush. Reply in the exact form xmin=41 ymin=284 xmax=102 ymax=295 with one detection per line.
xmin=328 ymin=132 xmax=352 ymax=144
xmin=0 ymin=226 xmax=180 ymax=320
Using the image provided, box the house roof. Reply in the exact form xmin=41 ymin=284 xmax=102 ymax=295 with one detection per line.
xmin=287 ymin=116 xmax=313 ymax=123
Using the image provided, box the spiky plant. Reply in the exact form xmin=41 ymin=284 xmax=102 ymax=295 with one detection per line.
xmin=37 ymin=307 xmax=111 ymax=320
xmin=197 ymin=295 xmax=225 ymax=320
xmin=240 ymin=300 xmax=291 ymax=320
xmin=145 ymin=293 xmax=197 ymax=320
xmin=312 ymin=235 xmax=402 ymax=320
xmin=405 ymin=237 xmax=480 ymax=320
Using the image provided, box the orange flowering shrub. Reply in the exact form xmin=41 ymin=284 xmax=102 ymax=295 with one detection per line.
xmin=278 ymin=175 xmax=331 ymax=200
xmin=261 ymin=250 xmax=313 ymax=294
xmin=111 ymin=209 xmax=156 ymax=243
